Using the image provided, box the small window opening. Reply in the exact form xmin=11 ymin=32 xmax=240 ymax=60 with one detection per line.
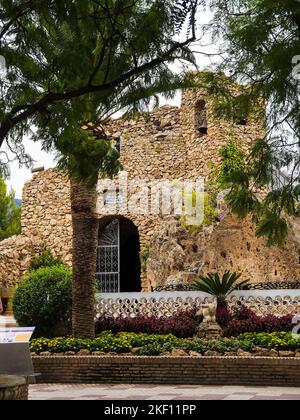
xmin=237 ymin=118 xmax=247 ymax=126
xmin=195 ymin=99 xmax=208 ymax=136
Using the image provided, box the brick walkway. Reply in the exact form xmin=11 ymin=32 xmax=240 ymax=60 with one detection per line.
xmin=29 ymin=384 xmax=300 ymax=400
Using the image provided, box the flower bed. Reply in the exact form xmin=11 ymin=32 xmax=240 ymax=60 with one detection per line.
xmin=95 ymin=306 xmax=294 ymax=339
xmin=95 ymin=310 xmax=199 ymax=338
xmin=222 ymin=307 xmax=293 ymax=337
xmin=30 ymin=331 xmax=300 ymax=357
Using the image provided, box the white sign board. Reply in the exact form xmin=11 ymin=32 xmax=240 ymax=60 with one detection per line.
xmin=0 ymin=327 xmax=35 ymax=344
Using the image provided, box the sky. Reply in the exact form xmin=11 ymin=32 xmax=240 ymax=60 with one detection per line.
xmin=5 ymin=9 xmax=215 ymax=199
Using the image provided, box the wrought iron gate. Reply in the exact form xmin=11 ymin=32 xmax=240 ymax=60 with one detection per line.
xmin=96 ymin=219 xmax=120 ymax=293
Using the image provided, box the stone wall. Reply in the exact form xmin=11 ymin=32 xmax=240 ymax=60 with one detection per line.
xmin=180 ymin=87 xmax=265 ymax=182
xmin=22 ymin=169 xmax=72 ymax=266
xmin=33 ymin=355 xmax=300 ymax=387
xmin=1 ymin=82 xmax=299 ymax=291
xmin=0 ymin=236 xmax=44 ymax=289
xmin=147 ymin=212 xmax=300 ymax=290
xmin=0 ymin=170 xmax=72 ymax=290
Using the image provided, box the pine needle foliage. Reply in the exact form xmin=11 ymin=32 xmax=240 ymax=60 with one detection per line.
xmin=203 ymin=0 xmax=300 ymax=246
xmin=0 ymin=0 xmax=200 ymax=183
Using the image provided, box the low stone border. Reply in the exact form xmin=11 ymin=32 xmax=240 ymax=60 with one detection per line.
xmin=0 ymin=376 xmax=28 ymax=400
xmin=33 ymin=356 xmax=300 ymax=387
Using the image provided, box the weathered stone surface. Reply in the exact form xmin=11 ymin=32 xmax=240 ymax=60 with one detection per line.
xmin=224 ymin=351 xmax=238 ymax=357
xmin=268 ymin=349 xmax=279 ymax=358
xmin=189 ymin=351 xmax=202 ymax=357
xmin=278 ymin=351 xmax=295 ymax=358
xmin=0 ymin=170 xmax=72 ymax=291
xmin=196 ymin=322 xmax=222 ymax=340
xmin=77 ymin=349 xmax=91 ymax=356
xmin=237 ymin=349 xmax=252 ymax=357
xmin=0 ymin=376 xmax=28 ymax=400
xmin=40 ymin=352 xmax=52 ymax=357
xmin=131 ymin=348 xmax=142 ymax=355
xmin=171 ymin=348 xmax=189 ymax=357
xmin=254 ymin=347 xmax=270 ymax=357
xmin=204 ymin=351 xmax=219 ymax=357
xmin=148 ymin=212 xmax=300 ymax=291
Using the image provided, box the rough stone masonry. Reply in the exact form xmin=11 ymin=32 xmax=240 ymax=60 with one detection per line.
xmin=1 ymin=84 xmax=300 ymax=292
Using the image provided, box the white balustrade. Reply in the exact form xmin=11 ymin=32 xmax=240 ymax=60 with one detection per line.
xmin=95 ymin=290 xmax=300 ymax=318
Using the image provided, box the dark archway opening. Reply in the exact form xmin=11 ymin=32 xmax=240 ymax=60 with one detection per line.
xmin=119 ymin=218 xmax=141 ymax=292
xmin=97 ymin=216 xmax=141 ymax=293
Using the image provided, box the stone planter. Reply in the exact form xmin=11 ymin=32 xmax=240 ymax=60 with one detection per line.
xmin=0 ymin=376 xmax=28 ymax=400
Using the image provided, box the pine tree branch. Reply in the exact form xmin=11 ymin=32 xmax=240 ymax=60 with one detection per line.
xmin=0 ymin=0 xmax=32 ymax=42
xmin=0 ymin=32 xmax=196 ymax=148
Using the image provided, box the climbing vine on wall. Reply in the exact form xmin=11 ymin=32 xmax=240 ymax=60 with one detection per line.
xmin=140 ymin=245 xmax=150 ymax=273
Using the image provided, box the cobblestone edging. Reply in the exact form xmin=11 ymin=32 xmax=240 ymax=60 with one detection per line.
xmin=0 ymin=376 xmax=28 ymax=400
xmin=33 ymin=356 xmax=300 ymax=387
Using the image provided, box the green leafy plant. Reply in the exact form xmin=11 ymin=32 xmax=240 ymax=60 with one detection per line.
xmin=205 ymin=0 xmax=300 ymax=247
xmin=191 ymin=271 xmax=250 ymax=305
xmin=0 ymin=0 xmax=200 ymax=180
xmin=181 ymin=191 xmax=217 ymax=233
xmin=139 ymin=343 xmax=164 ymax=356
xmin=238 ymin=332 xmax=300 ymax=351
xmin=139 ymin=246 xmax=150 ymax=273
xmin=13 ymin=265 xmax=72 ymax=337
xmin=29 ymin=331 xmax=300 ymax=356
xmin=29 ymin=249 xmax=63 ymax=271
xmin=0 ymin=177 xmax=21 ymax=241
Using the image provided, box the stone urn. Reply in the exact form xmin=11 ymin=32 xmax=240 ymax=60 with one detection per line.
xmin=0 ymin=376 xmax=29 ymax=400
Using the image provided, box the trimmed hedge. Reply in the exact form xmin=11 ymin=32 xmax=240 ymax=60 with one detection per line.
xmin=13 ymin=265 xmax=72 ymax=337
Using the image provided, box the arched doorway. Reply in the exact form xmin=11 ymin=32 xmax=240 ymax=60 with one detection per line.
xmin=96 ymin=217 xmax=141 ymax=293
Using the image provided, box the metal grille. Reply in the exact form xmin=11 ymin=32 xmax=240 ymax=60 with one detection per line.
xmin=96 ymin=219 xmax=120 ymax=293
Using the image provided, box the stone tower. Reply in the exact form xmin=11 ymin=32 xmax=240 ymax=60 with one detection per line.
xmin=180 ymin=86 xmax=265 ymax=182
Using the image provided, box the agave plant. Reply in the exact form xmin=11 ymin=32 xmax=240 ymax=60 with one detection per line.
xmin=191 ymin=271 xmax=249 ymax=305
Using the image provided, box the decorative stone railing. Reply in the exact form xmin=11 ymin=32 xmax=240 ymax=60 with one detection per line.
xmin=95 ymin=290 xmax=300 ymax=319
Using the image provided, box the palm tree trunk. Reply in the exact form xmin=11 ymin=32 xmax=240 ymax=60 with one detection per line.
xmin=71 ymin=179 xmax=98 ymax=339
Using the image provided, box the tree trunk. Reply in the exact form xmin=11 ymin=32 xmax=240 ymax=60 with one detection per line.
xmin=71 ymin=179 xmax=98 ymax=339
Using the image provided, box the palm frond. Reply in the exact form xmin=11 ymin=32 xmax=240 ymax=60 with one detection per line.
xmin=191 ymin=271 xmax=249 ymax=299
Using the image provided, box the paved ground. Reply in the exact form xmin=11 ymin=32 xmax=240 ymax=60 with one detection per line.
xmin=29 ymin=384 xmax=300 ymax=400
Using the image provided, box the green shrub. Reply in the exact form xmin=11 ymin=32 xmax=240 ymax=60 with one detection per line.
xmin=30 ymin=337 xmax=88 ymax=354
xmin=118 ymin=332 xmax=180 ymax=348
xmin=182 ymin=339 xmax=205 ymax=354
xmin=88 ymin=334 xmax=132 ymax=353
xmin=29 ymin=249 xmax=63 ymax=271
xmin=238 ymin=332 xmax=300 ymax=351
xmin=206 ymin=338 xmax=241 ymax=354
xmin=139 ymin=343 xmax=164 ymax=356
xmin=13 ymin=265 xmax=72 ymax=337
